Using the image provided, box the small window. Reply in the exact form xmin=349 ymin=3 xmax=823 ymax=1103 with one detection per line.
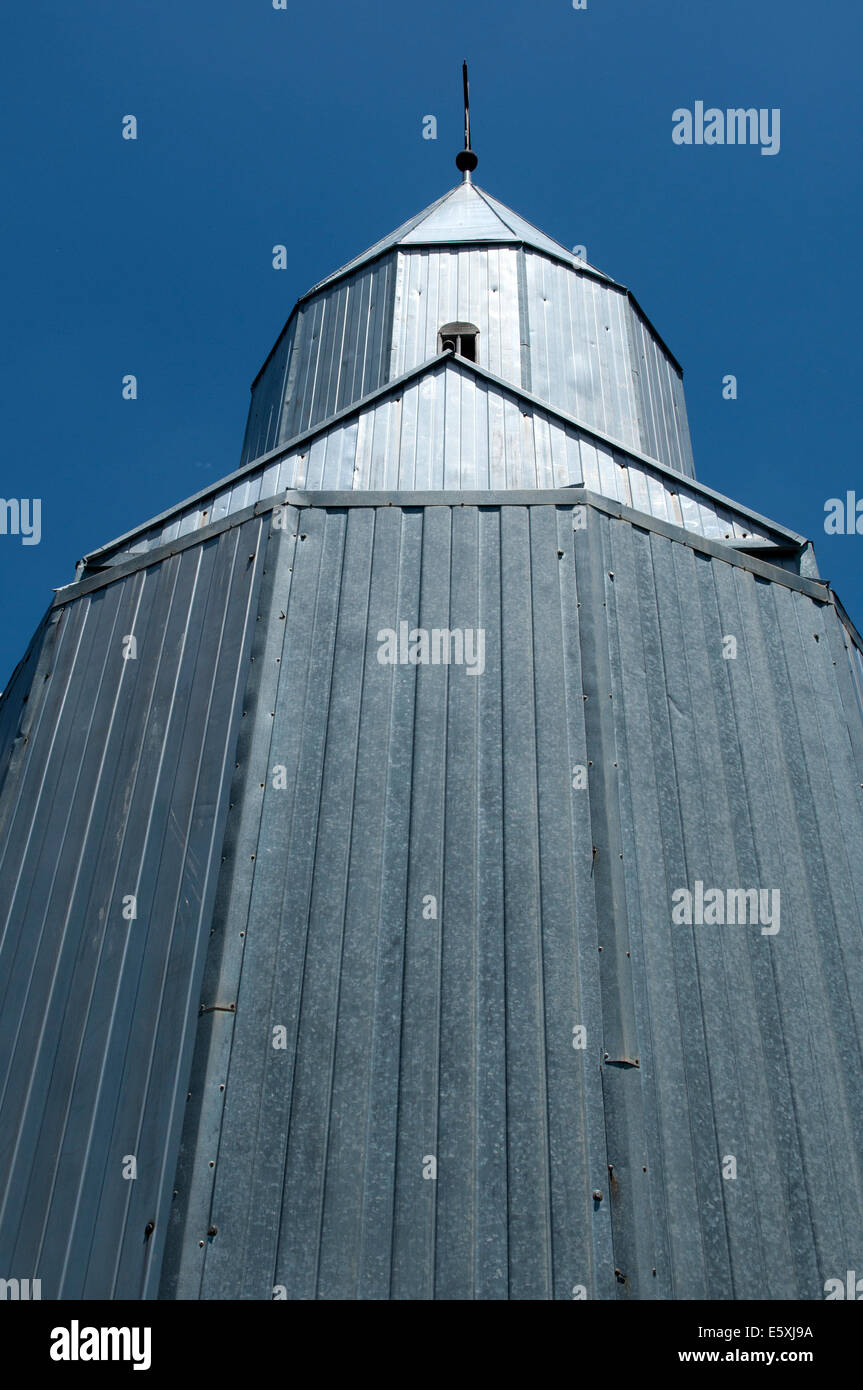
xmin=438 ymin=322 xmax=479 ymax=363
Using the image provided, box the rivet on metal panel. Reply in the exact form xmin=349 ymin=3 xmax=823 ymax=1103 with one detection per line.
xmin=557 ymin=550 xmax=564 ymax=558
xmin=208 ymin=1226 xmax=218 ymax=1238
xmin=144 ymin=1221 xmax=154 ymax=1240
xmin=592 ymin=1190 xmax=603 ymax=1202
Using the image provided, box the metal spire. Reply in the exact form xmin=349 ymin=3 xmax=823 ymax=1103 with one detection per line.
xmin=455 ymin=60 xmax=478 ymax=181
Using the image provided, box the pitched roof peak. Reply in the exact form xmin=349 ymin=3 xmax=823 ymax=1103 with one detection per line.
xmin=304 ymin=182 xmax=610 ymax=298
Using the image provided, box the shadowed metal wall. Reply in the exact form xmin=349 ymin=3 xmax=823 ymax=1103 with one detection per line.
xmin=157 ymin=495 xmax=863 ymax=1300
xmin=0 ymin=518 xmax=266 ymax=1298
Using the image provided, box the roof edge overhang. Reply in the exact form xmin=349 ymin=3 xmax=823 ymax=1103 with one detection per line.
xmin=81 ymin=352 xmax=805 ymax=568
xmin=54 ymin=486 xmax=830 ymax=613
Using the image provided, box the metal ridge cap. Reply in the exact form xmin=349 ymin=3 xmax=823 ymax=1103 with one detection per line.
xmin=829 ymin=586 xmax=863 ymax=656
xmin=455 ymin=356 xmax=808 ymax=546
xmin=81 ymin=353 xmax=456 ymax=563
xmin=83 ymin=351 xmax=806 ymax=566
xmin=300 ymin=185 xmax=460 ymax=298
xmin=58 ymin=487 xmax=829 ymax=610
xmin=471 ymin=183 xmax=615 ymax=282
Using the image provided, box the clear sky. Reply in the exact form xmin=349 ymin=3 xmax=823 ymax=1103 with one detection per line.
xmin=1 ymin=0 xmax=861 ymax=685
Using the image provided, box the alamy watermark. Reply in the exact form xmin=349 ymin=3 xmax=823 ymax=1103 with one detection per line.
xmin=824 ymin=492 xmax=863 ymax=534
xmin=672 ymin=103 xmax=780 ymax=156
xmin=671 ymin=881 xmax=780 ymax=935
xmin=50 ymin=1322 xmax=151 ymax=1371
xmin=0 ymin=498 xmax=41 ymax=545
xmin=0 ymin=1277 xmax=41 ymax=1299
xmin=377 ymin=622 xmax=485 ymax=676
xmin=824 ymin=1271 xmax=863 ymax=1299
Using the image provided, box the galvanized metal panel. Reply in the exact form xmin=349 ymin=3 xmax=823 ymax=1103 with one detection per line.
xmin=626 ymin=301 xmax=695 ymax=478
xmin=241 ymin=192 xmax=689 ymax=476
xmin=0 ymin=519 xmax=266 ymax=1298
xmin=114 ymin=364 xmax=780 ymax=558
xmin=401 ymin=180 xmax=516 ymax=242
xmin=151 ymin=497 xmax=863 ymax=1299
xmin=241 ymin=319 xmax=296 ymax=467
xmin=307 ymin=182 xmax=613 ymax=299
xmin=524 ymin=251 xmax=642 ymax=455
xmin=392 ymin=247 xmax=524 ymax=386
xmin=241 ymin=257 xmax=396 ymax=464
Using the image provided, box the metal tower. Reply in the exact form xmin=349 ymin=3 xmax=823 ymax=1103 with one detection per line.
xmin=2 ymin=103 xmax=862 ymax=1301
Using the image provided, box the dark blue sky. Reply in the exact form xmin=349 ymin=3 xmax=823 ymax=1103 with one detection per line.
xmin=2 ymin=0 xmax=861 ymax=684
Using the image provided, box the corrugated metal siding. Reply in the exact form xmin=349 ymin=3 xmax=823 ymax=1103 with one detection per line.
xmin=524 ymin=251 xmax=642 ymax=457
xmin=115 ymin=364 xmax=778 ymax=555
xmin=278 ymin=256 xmax=396 ymax=443
xmin=392 ymin=248 xmax=524 ymax=385
xmin=626 ymin=301 xmax=695 ymax=477
xmin=241 ymin=258 xmax=396 ymax=466
xmin=0 ymin=518 xmax=266 ymax=1298
xmin=241 ymin=241 xmax=692 ymax=480
xmin=595 ymin=512 xmax=863 ymax=1295
xmin=240 ymin=319 xmax=296 ymax=467
xmin=155 ymin=498 xmax=863 ymax=1300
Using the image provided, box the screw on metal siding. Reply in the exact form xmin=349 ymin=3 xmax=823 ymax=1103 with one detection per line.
xmin=592 ymin=1190 xmax=603 ymax=1201
xmin=144 ymin=1221 xmax=154 ymax=1240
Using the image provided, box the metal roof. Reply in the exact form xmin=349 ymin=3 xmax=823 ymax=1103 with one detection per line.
xmin=2 ymin=492 xmax=862 ymax=1298
xmin=76 ymin=355 xmax=804 ymax=578
xmin=305 ymin=181 xmax=614 ymax=297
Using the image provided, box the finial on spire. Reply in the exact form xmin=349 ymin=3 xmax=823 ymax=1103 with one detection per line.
xmin=455 ymin=60 xmax=478 ymax=181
